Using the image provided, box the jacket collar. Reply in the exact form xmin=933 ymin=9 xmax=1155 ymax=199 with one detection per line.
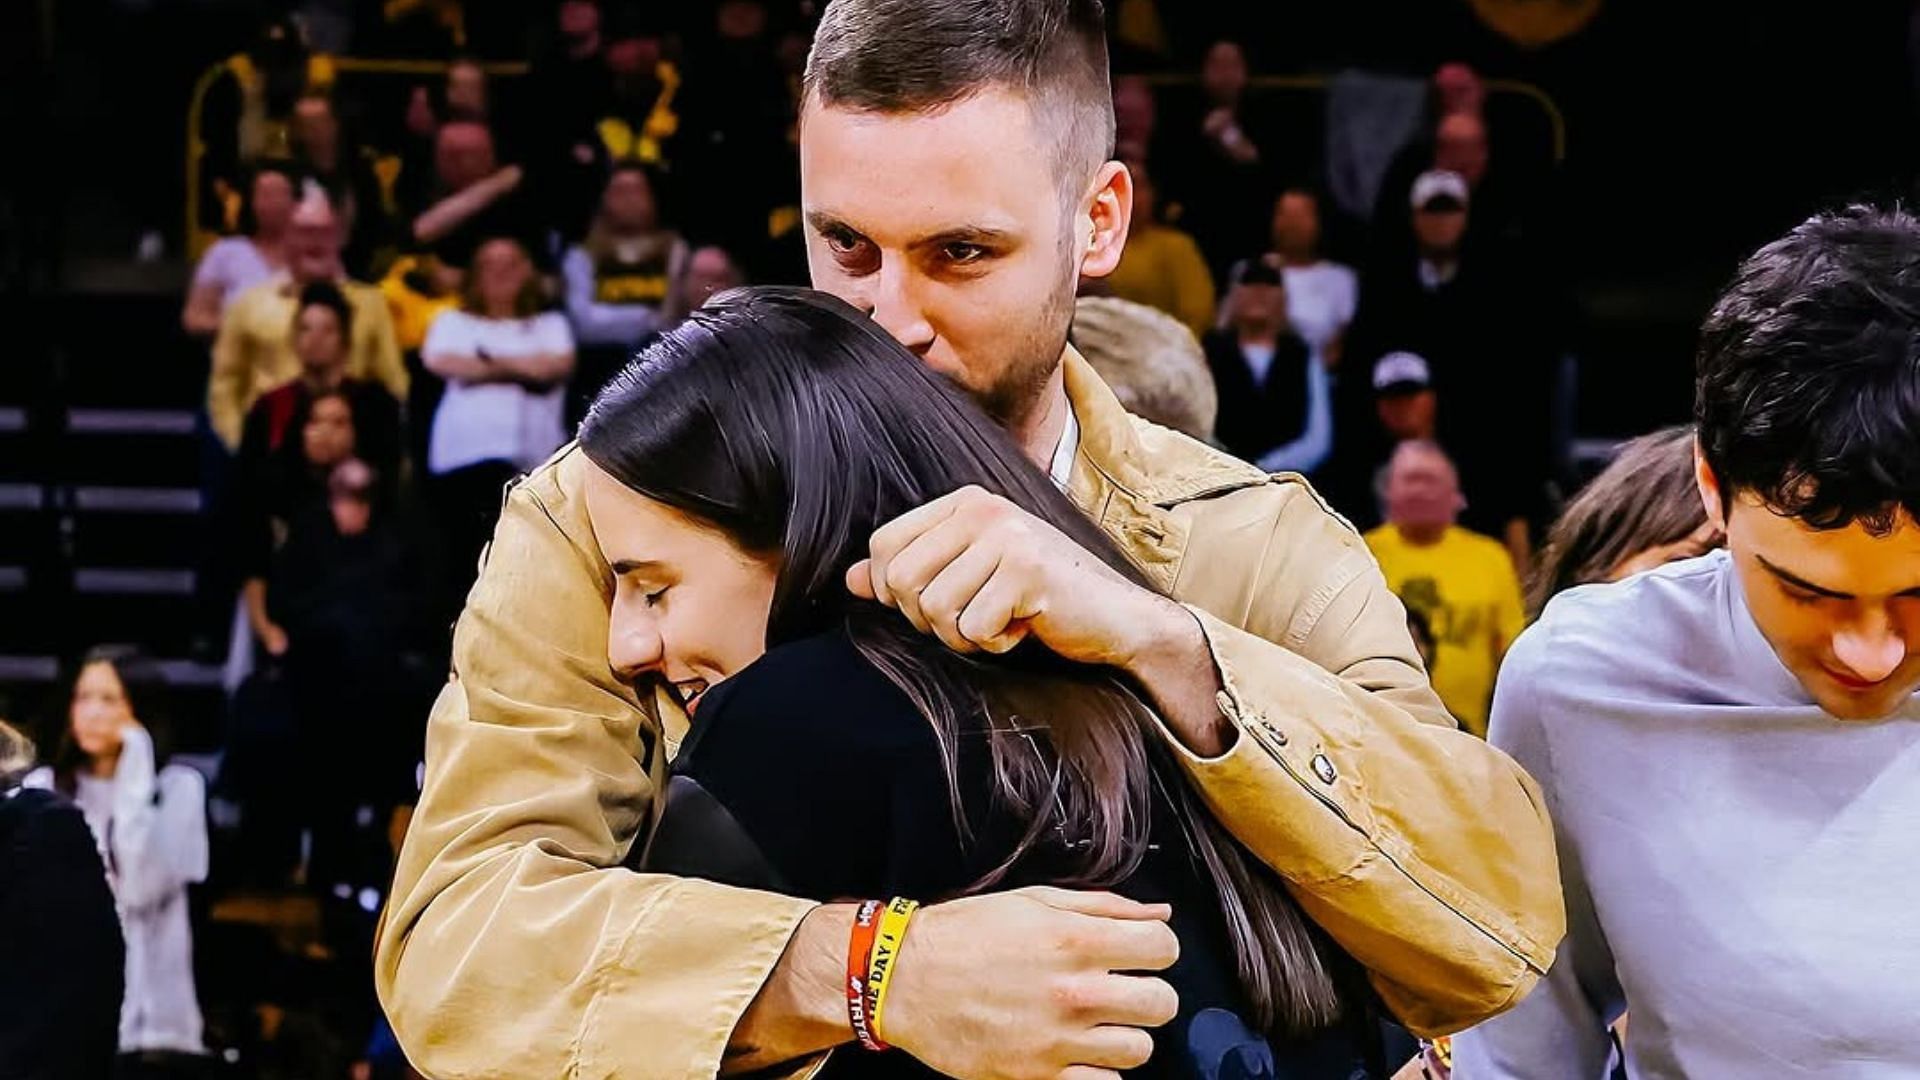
xmin=1060 ymin=347 xmax=1269 ymax=589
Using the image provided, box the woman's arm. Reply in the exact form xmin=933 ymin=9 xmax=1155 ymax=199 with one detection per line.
xmin=243 ymin=577 xmax=288 ymax=657
xmin=413 ymin=165 xmax=524 ymax=245
xmin=108 ymin=729 xmax=210 ymax=914
xmin=182 ymin=281 xmax=227 ymax=338
xmin=420 ymin=349 xmax=506 ymax=383
xmin=563 ymin=246 xmax=663 ymax=346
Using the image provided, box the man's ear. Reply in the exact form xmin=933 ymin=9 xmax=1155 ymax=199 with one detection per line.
xmin=1695 ymin=440 xmax=1729 ymax=532
xmin=1077 ymin=160 xmax=1132 ymax=281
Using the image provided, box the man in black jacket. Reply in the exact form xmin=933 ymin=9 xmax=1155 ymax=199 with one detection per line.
xmin=0 ymin=720 xmax=124 ymax=1080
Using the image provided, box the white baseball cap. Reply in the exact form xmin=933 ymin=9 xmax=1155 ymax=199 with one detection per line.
xmin=1410 ymin=169 xmax=1470 ymax=211
xmin=1372 ymin=350 xmax=1434 ymax=395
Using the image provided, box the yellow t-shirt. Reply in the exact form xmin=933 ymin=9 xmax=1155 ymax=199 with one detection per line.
xmin=1364 ymin=525 xmax=1527 ymax=737
xmin=1105 ymin=225 xmax=1217 ymax=340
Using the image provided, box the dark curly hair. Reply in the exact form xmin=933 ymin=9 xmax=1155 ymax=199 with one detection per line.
xmin=1695 ymin=204 xmax=1920 ymax=535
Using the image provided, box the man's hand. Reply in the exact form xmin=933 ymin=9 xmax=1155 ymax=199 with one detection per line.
xmin=884 ymin=888 xmax=1180 ymax=1080
xmin=729 ymin=888 xmax=1180 ymax=1079
xmin=847 ymin=486 xmax=1232 ymax=755
xmin=847 ymin=486 xmax=1179 ymax=667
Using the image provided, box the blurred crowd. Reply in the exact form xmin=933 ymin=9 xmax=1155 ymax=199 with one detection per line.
xmin=3 ymin=1 xmax=1722 ymax=1078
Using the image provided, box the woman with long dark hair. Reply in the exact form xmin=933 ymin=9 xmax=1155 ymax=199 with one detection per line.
xmin=577 ymin=287 xmax=1370 ymax=1077
xmin=24 ymin=648 xmax=208 ymax=1071
xmin=1526 ymin=426 xmax=1723 ymax=617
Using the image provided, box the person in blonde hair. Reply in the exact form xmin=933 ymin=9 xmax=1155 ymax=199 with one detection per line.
xmin=1069 ymin=295 xmax=1217 ymax=441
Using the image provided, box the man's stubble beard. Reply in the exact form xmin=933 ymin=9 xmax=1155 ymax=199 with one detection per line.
xmin=973 ymin=256 xmax=1080 ymax=434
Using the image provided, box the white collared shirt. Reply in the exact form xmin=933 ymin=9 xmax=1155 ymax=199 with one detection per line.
xmin=1047 ymin=405 xmax=1081 ymax=490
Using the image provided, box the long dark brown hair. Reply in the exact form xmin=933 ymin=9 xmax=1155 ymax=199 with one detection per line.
xmin=1528 ymin=426 xmax=1713 ymax=615
xmin=579 ymin=286 xmax=1343 ymax=1035
xmin=48 ymin=646 xmax=174 ymax=799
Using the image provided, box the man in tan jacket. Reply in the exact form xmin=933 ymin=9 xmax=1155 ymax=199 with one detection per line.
xmin=375 ymin=1 xmax=1564 ymax=1077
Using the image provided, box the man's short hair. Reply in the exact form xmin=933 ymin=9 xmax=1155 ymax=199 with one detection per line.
xmin=1069 ymin=296 xmax=1216 ymax=440
xmin=1695 ymin=204 xmax=1920 ymax=534
xmin=803 ymin=0 xmax=1114 ymax=196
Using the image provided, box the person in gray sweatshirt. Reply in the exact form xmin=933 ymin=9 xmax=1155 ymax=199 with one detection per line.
xmin=1454 ymin=204 xmax=1920 ymax=1078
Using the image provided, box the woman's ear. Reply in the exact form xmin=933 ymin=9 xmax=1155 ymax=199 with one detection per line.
xmin=1077 ymin=161 xmax=1133 ymax=281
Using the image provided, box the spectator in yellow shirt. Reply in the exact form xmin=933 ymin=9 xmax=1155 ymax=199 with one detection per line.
xmin=1365 ymin=440 xmax=1525 ymax=735
xmin=209 ymin=189 xmax=408 ymax=450
xmin=1104 ymin=156 xmax=1216 ymax=338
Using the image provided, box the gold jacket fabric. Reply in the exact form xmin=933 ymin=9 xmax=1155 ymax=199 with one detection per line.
xmin=375 ymin=350 xmax=1564 ymax=1079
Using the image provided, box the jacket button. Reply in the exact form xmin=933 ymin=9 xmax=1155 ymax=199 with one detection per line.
xmin=1259 ymin=719 xmax=1288 ymax=746
xmin=1311 ymin=754 xmax=1337 ymax=784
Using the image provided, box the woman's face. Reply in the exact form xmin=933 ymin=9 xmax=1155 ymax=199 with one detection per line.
xmin=584 ymin=462 xmax=778 ymax=714
xmin=70 ymin=661 xmax=133 ymax=761
xmin=253 ymin=171 xmax=297 ymax=234
xmin=293 ymin=304 xmax=346 ymax=373
xmin=603 ymin=169 xmax=658 ymax=231
xmin=475 ymin=239 xmax=532 ymax=313
xmin=303 ymin=395 xmax=357 ymax=467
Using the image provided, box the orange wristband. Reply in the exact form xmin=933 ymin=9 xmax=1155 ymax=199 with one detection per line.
xmin=846 ymin=900 xmax=887 ymax=1051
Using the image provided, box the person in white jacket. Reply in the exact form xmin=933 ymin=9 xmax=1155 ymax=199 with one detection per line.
xmin=27 ymin=649 xmax=208 ymax=1065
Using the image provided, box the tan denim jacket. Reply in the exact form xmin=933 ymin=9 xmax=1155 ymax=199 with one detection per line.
xmin=374 ymin=351 xmax=1564 ymax=1079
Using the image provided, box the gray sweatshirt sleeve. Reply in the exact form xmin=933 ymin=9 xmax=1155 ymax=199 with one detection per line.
xmin=109 ymin=728 xmax=209 ymax=915
xmin=1453 ymin=623 xmax=1624 ymax=1080
xmin=562 ymin=246 xmax=664 ymax=347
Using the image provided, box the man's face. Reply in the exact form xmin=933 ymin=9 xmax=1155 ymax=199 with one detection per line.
xmin=1413 ymin=205 xmax=1468 ymax=258
xmin=1704 ymin=470 xmax=1920 ymax=720
xmin=447 ymin=62 xmax=488 ymax=116
xmin=1201 ymin=42 xmax=1247 ymax=105
xmin=800 ymin=88 xmax=1100 ymax=430
xmin=1433 ymin=62 xmax=1486 ymax=118
xmin=717 ymin=0 xmax=767 ymax=41
xmin=1376 ymin=389 xmax=1436 ymax=441
xmin=684 ymin=247 xmax=742 ymax=309
xmin=1113 ymin=75 xmax=1155 ymax=138
xmin=559 ymin=0 xmax=600 ymax=40
xmin=1271 ymin=192 xmax=1320 ymax=259
xmin=1435 ymin=113 xmax=1489 ymax=187
xmin=330 ymin=494 xmax=372 ymax=537
xmin=436 ymin=122 xmax=497 ymax=191
xmin=1385 ymin=445 xmax=1463 ymax=531
xmin=1232 ymin=281 xmax=1286 ymax=329
xmin=252 ymin=171 xmax=297 ymax=233
xmin=287 ymin=199 xmax=342 ymax=282
xmin=294 ymin=98 xmax=339 ymax=159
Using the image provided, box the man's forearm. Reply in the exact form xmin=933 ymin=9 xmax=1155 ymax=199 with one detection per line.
xmin=1122 ymin=598 xmax=1234 ymax=758
xmin=723 ymin=904 xmax=854 ymax=1074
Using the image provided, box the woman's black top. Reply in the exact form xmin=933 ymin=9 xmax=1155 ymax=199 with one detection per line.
xmin=638 ymin=628 xmax=1372 ymax=1080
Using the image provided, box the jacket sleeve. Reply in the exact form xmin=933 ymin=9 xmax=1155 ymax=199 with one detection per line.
xmin=1162 ymin=479 xmax=1565 ymax=1037
xmin=1451 ymin=626 xmax=1622 ymax=1080
xmin=362 ymin=292 xmax=411 ymax=401
xmin=208 ymin=300 xmax=252 ymax=449
xmin=374 ymin=449 xmax=816 ymax=1080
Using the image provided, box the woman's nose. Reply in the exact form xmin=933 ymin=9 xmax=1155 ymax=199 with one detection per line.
xmin=608 ymin=614 xmax=664 ymax=681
